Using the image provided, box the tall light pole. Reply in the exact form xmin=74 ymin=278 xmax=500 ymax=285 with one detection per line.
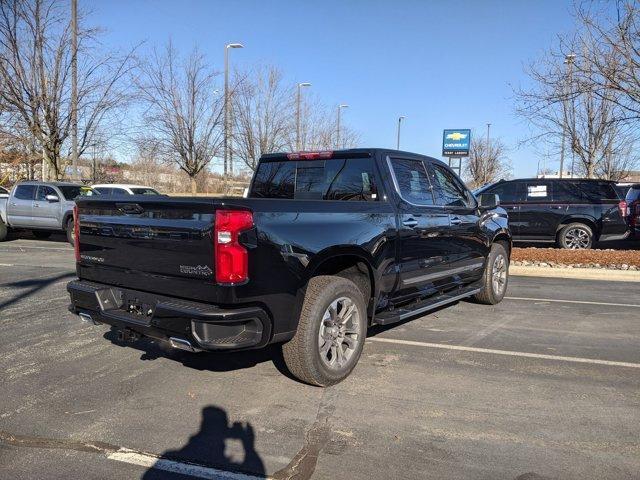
xmin=336 ymin=104 xmax=349 ymax=149
xmin=396 ymin=116 xmax=405 ymax=150
xmin=486 ymin=123 xmax=491 ymax=151
xmin=71 ymin=0 xmax=78 ymax=181
xmin=296 ymin=82 xmax=311 ymax=151
xmin=224 ymin=43 xmax=244 ymax=177
xmin=559 ymin=53 xmax=575 ymax=179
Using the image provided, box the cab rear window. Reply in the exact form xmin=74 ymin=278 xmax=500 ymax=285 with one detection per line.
xmin=250 ymin=158 xmax=378 ymax=201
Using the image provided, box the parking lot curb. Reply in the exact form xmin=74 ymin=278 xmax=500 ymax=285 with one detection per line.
xmin=509 ymin=265 xmax=640 ymax=282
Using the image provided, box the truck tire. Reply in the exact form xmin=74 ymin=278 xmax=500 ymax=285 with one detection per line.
xmin=32 ymin=230 xmax=52 ymax=240
xmin=557 ymin=223 xmax=593 ymax=249
xmin=473 ymin=243 xmax=509 ymax=305
xmin=282 ymin=275 xmax=367 ymax=386
xmin=66 ymin=217 xmax=75 ymax=246
xmin=0 ymin=221 xmax=7 ymax=242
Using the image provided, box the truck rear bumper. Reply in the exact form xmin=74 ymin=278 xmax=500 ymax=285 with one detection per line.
xmin=67 ymin=280 xmax=272 ymax=351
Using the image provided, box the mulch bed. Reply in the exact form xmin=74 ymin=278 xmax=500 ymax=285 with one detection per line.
xmin=511 ymin=247 xmax=640 ymax=270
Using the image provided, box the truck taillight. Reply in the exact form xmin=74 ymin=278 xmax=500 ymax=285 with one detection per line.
xmin=214 ymin=210 xmax=253 ymax=284
xmin=618 ymin=200 xmax=627 ymax=218
xmin=73 ymin=205 xmax=80 ymax=262
xmin=632 ymin=203 xmax=640 ymax=226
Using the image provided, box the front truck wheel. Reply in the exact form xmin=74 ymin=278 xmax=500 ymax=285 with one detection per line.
xmin=282 ymin=276 xmax=367 ymax=386
xmin=66 ymin=218 xmax=75 ymax=246
xmin=0 ymin=220 xmax=7 ymax=241
xmin=473 ymin=242 xmax=509 ymax=305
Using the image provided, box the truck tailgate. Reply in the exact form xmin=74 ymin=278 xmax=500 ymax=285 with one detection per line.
xmin=76 ymin=197 xmax=218 ymax=297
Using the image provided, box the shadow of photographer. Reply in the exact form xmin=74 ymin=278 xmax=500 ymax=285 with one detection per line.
xmin=142 ymin=405 xmax=266 ymax=479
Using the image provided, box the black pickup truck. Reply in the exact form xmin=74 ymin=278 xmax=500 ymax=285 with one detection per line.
xmin=67 ymin=148 xmax=511 ymax=386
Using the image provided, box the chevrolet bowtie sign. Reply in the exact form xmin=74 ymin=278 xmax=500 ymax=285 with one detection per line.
xmin=442 ymin=129 xmax=471 ymax=157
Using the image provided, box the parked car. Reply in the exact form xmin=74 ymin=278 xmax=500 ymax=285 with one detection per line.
xmin=475 ymin=178 xmax=628 ymax=249
xmin=68 ymin=148 xmax=511 ymax=386
xmin=0 ymin=186 xmax=9 ymax=199
xmin=625 ymin=184 xmax=640 ymax=238
xmin=0 ymin=181 xmax=99 ymax=244
xmin=92 ymin=184 xmax=161 ymax=195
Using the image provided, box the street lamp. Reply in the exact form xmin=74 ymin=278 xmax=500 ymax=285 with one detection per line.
xmin=559 ymin=53 xmax=575 ymax=179
xmin=396 ymin=116 xmax=405 ymax=150
xmin=486 ymin=123 xmax=491 ymax=149
xmin=336 ymin=104 xmax=349 ymax=149
xmin=224 ymin=42 xmax=244 ymax=177
xmin=296 ymin=82 xmax=312 ymax=151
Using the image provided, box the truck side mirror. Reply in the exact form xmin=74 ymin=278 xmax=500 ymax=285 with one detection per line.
xmin=45 ymin=194 xmax=60 ymax=203
xmin=478 ymin=193 xmax=499 ymax=209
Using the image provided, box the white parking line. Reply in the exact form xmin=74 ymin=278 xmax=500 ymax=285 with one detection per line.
xmin=368 ymin=337 xmax=640 ymax=369
xmin=505 ymin=296 xmax=640 ymax=308
xmin=0 ymin=245 xmax=71 ymax=251
xmin=107 ymin=448 xmax=265 ymax=480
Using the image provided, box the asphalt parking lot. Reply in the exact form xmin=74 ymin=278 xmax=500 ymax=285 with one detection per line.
xmin=1 ymin=235 xmax=639 ymax=480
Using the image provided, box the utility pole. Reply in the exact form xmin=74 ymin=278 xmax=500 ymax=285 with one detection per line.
xmin=71 ymin=0 xmax=78 ymax=181
xmin=396 ymin=116 xmax=405 ymax=150
xmin=336 ymin=104 xmax=348 ymax=149
xmin=296 ymin=82 xmax=311 ymax=151
xmin=559 ymin=53 xmax=575 ymax=179
xmin=224 ymin=43 xmax=243 ymax=178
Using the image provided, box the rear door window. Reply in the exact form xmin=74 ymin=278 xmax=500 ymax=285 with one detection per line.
xmin=525 ymin=182 xmax=551 ymax=201
xmin=388 ymin=157 xmax=435 ymax=205
xmin=14 ymin=185 xmax=36 ymax=200
xmin=553 ymin=182 xmax=583 ymax=203
xmin=251 ymin=157 xmax=378 ymax=201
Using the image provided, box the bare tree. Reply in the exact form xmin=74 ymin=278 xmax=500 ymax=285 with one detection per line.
xmin=232 ymin=66 xmax=293 ymax=171
xmin=136 ymin=43 xmax=223 ymax=193
xmin=464 ymin=136 xmax=511 ymax=189
xmin=515 ymin=37 xmax=634 ymax=178
xmin=515 ymin=1 xmax=640 ymax=179
xmin=0 ymin=0 xmax=136 ymax=180
xmin=293 ymin=98 xmax=360 ymax=151
xmin=576 ymin=1 xmax=640 ymax=121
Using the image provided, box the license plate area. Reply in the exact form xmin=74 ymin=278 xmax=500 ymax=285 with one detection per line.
xmin=94 ymin=287 xmax=156 ymax=325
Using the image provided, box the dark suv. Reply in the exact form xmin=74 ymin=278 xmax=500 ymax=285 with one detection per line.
xmin=476 ymin=178 xmax=628 ymax=249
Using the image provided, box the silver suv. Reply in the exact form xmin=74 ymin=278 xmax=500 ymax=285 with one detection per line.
xmin=0 ymin=181 xmax=99 ymax=244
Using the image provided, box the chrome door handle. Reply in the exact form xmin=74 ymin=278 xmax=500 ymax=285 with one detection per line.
xmin=450 ymin=217 xmax=462 ymax=225
xmin=33 ymin=204 xmax=40 ymax=208
xmin=403 ymin=218 xmax=418 ymax=228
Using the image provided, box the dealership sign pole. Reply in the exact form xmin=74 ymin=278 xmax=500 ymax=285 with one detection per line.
xmin=442 ymin=129 xmax=471 ymax=176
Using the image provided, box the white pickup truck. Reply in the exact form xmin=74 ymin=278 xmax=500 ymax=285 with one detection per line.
xmin=0 ymin=181 xmax=98 ymax=244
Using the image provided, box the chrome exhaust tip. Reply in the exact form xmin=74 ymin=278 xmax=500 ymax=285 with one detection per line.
xmin=78 ymin=312 xmax=100 ymax=325
xmin=169 ymin=337 xmax=200 ymax=352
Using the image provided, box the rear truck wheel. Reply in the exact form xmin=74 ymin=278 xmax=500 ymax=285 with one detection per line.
xmin=558 ymin=223 xmax=593 ymax=249
xmin=32 ymin=230 xmax=52 ymax=240
xmin=473 ymin=243 xmax=509 ymax=305
xmin=66 ymin=218 xmax=75 ymax=246
xmin=0 ymin=220 xmax=7 ymax=241
xmin=282 ymin=275 xmax=367 ymax=387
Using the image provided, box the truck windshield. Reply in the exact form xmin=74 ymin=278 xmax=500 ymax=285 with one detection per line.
xmin=251 ymin=158 xmax=378 ymax=201
xmin=58 ymin=186 xmax=99 ymax=200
